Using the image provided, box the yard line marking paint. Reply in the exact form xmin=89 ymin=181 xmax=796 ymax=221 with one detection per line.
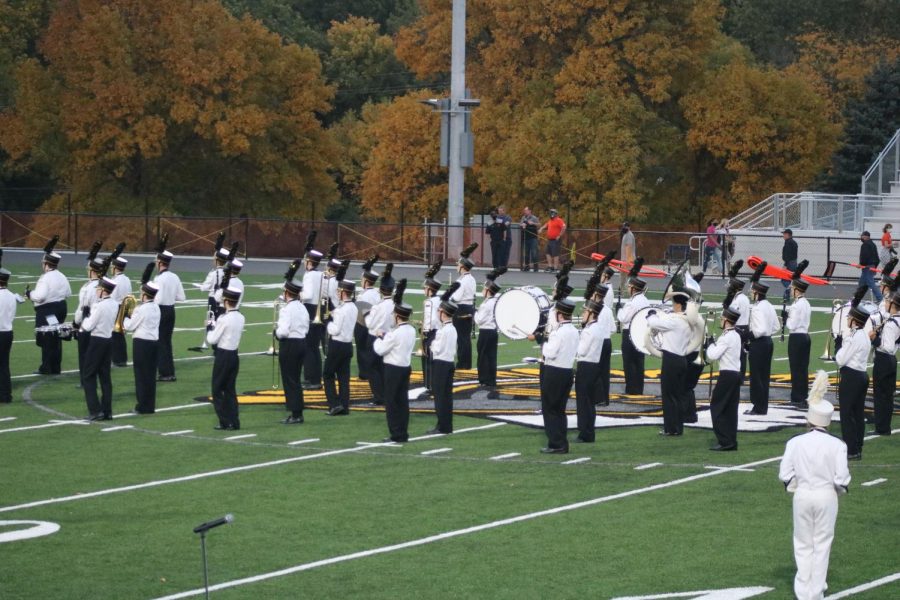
xmin=490 ymin=453 xmax=521 ymax=461
xmin=825 ymin=572 xmax=900 ymax=599
xmin=704 ymin=465 xmax=755 ymax=473
xmin=162 ymin=430 xmax=194 ymax=437
xmin=634 ymin=462 xmax=662 ymax=470
xmin=864 ymin=427 xmax=900 ymax=441
xmin=561 ymin=457 xmax=591 ymax=465
xmin=407 ymin=422 xmax=506 ymax=442
xmin=224 ymin=434 xmax=257 ymax=441
xmin=420 ymin=448 xmax=453 ymax=456
xmin=0 ymin=417 xmax=16 ymax=423
xmin=288 ymin=438 xmax=320 ymax=446
xmin=151 ymin=454 xmax=787 ymax=600
xmin=860 ymin=478 xmax=887 ymax=487
xmin=0 ymin=421 xmax=89 ymax=435
xmin=0 ymin=443 xmax=396 ymax=514
xmin=100 ymin=425 xmax=134 ymax=432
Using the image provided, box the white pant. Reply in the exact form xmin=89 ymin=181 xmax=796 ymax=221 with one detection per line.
xmin=793 ymin=488 xmax=838 ymax=600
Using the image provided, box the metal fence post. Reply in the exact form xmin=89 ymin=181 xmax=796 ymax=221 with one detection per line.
xmin=74 ymin=212 xmax=79 ymax=252
xmin=244 ymin=218 xmax=250 ymax=260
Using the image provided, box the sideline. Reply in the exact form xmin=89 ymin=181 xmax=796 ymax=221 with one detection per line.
xmin=153 ymin=455 xmax=784 ymax=599
xmin=825 ymin=572 xmax=900 ymax=599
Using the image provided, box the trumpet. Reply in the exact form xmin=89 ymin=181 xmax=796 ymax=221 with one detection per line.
xmin=114 ymin=294 xmax=136 ymax=334
xmin=312 ymin=272 xmax=328 ymax=325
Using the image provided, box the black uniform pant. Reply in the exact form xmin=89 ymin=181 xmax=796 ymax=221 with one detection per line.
xmin=383 ymin=363 xmax=411 ymax=442
xmin=872 ymin=352 xmax=895 ymax=434
xmin=541 ymin=364 xmax=573 ymax=450
xmin=661 ymin=351 xmax=688 ymax=435
xmin=367 ymin=334 xmax=385 ymax=404
xmin=35 ymin=300 xmax=67 ymax=374
xmin=683 ymin=352 xmax=703 ymax=423
xmin=736 ymin=326 xmax=749 ymax=382
xmin=421 ymin=330 xmax=435 ymax=391
xmin=477 ymin=328 xmax=498 ymax=386
xmin=157 ymin=304 xmax=176 ymax=378
xmin=77 ymin=330 xmax=91 ymax=384
xmin=598 ymin=339 xmax=612 ymax=406
xmin=112 ymin=331 xmax=128 ymax=366
xmin=279 ymin=338 xmax=305 ymax=417
xmin=621 ymin=330 xmax=645 ymax=395
xmin=710 ymin=370 xmax=741 ymax=448
xmin=575 ymin=361 xmax=601 ymax=442
xmin=212 ymin=348 xmax=240 ymax=429
xmin=0 ymin=330 xmax=12 ymax=403
xmin=748 ymin=336 xmax=773 ymax=413
xmin=133 ymin=338 xmax=158 ymax=413
xmin=788 ymin=333 xmax=811 ymax=404
xmin=453 ymin=306 xmax=474 ymax=369
xmin=432 ymin=359 xmax=455 ymax=433
xmin=83 ymin=336 xmax=113 ymax=417
xmin=324 ymin=339 xmax=353 ymax=411
xmin=354 ymin=322 xmax=370 ymax=380
xmin=838 ymin=366 xmax=867 ymax=455
xmin=303 ymin=304 xmax=323 ymax=385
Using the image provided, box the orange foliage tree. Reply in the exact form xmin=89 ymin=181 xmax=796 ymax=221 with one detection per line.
xmin=0 ymin=0 xmax=337 ymax=217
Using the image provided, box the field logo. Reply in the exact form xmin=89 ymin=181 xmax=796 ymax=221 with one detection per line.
xmin=0 ymin=520 xmax=61 ymax=543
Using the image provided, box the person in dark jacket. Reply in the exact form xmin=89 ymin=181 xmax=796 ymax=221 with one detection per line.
xmin=485 ymin=210 xmax=508 ymax=269
xmin=858 ymin=231 xmax=883 ymax=302
xmin=781 ymin=229 xmax=798 ymax=302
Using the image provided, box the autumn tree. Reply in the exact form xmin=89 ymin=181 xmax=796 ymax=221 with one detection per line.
xmin=0 ymin=0 xmax=337 ymax=217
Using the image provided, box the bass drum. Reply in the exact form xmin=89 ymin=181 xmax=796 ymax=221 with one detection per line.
xmin=628 ymin=305 xmax=669 ymax=357
xmin=831 ymin=301 xmax=878 ymax=339
xmin=494 ymin=286 xmax=551 ymax=340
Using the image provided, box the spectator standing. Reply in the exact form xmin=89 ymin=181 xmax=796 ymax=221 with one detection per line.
xmin=720 ymin=218 xmax=735 ymax=270
xmin=702 ymin=220 xmax=721 ymax=275
xmin=782 ymin=229 xmax=798 ymax=302
xmin=538 ymin=209 xmax=566 ymax=272
xmin=858 ymin=230 xmax=883 ymax=302
xmin=485 ymin=209 xmax=507 ymax=269
xmin=879 ymin=223 xmax=895 ymax=268
xmin=497 ymin=206 xmax=512 ymax=268
xmin=620 ymin=222 xmax=636 ymax=263
xmin=520 ymin=207 xmax=541 ymax=272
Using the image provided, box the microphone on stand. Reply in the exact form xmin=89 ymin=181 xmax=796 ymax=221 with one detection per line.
xmin=193 ymin=514 xmax=233 ymax=534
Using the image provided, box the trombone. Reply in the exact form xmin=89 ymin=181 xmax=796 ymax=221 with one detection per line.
xmin=270 ymin=296 xmax=285 ymax=388
xmin=819 ymin=298 xmax=843 ymax=360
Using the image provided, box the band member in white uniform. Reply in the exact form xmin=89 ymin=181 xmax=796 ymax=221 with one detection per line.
xmin=617 ymin=277 xmax=649 ymax=394
xmin=0 ymin=266 xmax=17 ymax=403
xmin=421 ymin=277 xmax=442 ymax=396
xmin=301 ymin=249 xmax=325 ymax=390
xmin=374 ymin=286 xmax=416 ymax=443
xmin=153 ymin=250 xmax=186 ymax=382
xmin=475 ymin=278 xmax=500 ymax=396
xmin=779 ymin=391 xmax=850 ymax=600
xmin=207 ymin=287 xmax=245 ymax=431
xmin=428 ymin=297 xmax=458 ymax=434
xmin=110 ymin=257 xmax=132 ymax=366
xmin=727 ymin=277 xmax=751 ymax=379
xmin=325 ymin=280 xmax=358 ymax=416
xmin=746 ymin=281 xmax=779 ymax=415
xmin=591 ymin=283 xmax=616 ymax=406
xmin=355 ymin=265 xmax=381 ymax=381
xmin=124 ymin=281 xmax=160 ymax=414
xmin=870 ymin=294 xmax=900 ymax=435
xmin=365 ymin=270 xmax=395 ymax=405
xmin=80 ymin=277 xmax=119 ymax=420
xmin=200 ymin=248 xmax=228 ymax=317
xmin=533 ymin=298 xmax=578 ymax=454
xmin=600 ymin=267 xmax=616 ymax=312
xmin=647 ymin=292 xmax=692 ymax=436
xmin=29 ymin=251 xmax=71 ymax=375
xmin=575 ymin=297 xmax=606 ymax=443
xmin=324 ymin=258 xmax=341 ymax=312
xmin=277 ymin=279 xmax=308 ymax=424
xmin=786 ymin=278 xmax=812 ymax=407
xmin=214 ymin=259 xmax=244 ymax=310
xmin=706 ymin=307 xmax=743 ymax=450
xmin=451 ymin=257 xmax=476 ymax=369
xmin=834 ymin=305 xmax=871 ymax=460
xmin=74 ymin=258 xmax=102 ymax=382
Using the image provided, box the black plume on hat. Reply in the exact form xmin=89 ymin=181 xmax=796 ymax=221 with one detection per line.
xmin=626 ymin=257 xmax=644 ymax=280
xmin=584 ymin=274 xmax=600 ymax=301
xmin=727 ymin=259 xmax=744 ymax=279
xmin=850 ymin=284 xmax=868 ymax=308
xmin=460 ymin=242 xmax=478 ymax=259
xmin=592 ymin=250 xmax=616 ymax=279
xmin=43 ymin=234 xmax=60 ymax=255
xmin=154 ymin=233 xmax=169 ymax=255
xmin=284 ymin=259 xmax=301 ymax=283
xmin=424 ymin=259 xmax=442 ymax=279
xmin=553 ymin=276 xmax=573 ymax=301
xmin=750 ymin=259 xmax=767 ymax=283
xmin=791 ymin=259 xmax=809 ymax=280
xmin=362 ymin=254 xmax=380 ymax=274
xmin=140 ymin=261 xmax=155 ymax=286
xmin=303 ymin=230 xmax=318 ymax=257
xmin=556 ymin=259 xmax=574 ymax=281
xmin=326 ymin=242 xmax=339 ymax=261
xmin=336 ymin=259 xmax=350 ymax=282
xmin=87 ymin=240 xmax=103 ymax=263
xmin=486 ymin=266 xmax=507 ymax=281
xmin=379 ymin=263 xmax=394 ymax=289
xmin=441 ymin=281 xmax=460 ymax=302
xmin=214 ymin=231 xmax=226 ymax=253
xmin=393 ymin=278 xmax=407 ymax=306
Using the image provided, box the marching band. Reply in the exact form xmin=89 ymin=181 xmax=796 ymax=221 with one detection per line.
xmin=3 ymin=232 xmax=897 ymax=460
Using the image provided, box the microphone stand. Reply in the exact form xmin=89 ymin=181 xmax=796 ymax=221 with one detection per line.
xmin=199 ymin=529 xmax=210 ymax=600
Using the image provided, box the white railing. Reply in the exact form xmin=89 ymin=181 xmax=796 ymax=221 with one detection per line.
xmin=862 ymin=128 xmax=900 ymax=196
xmin=729 ymin=192 xmax=889 ymax=232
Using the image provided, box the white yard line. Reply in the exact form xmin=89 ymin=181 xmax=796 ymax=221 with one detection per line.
xmin=561 ymin=457 xmax=591 ymax=465
xmin=100 ymin=425 xmax=134 ymax=432
xmin=860 ymin=478 xmax=887 ymax=487
xmin=634 ymin=462 xmax=662 ymax=470
xmin=705 ymin=465 xmax=755 ymax=473
xmin=420 ymin=448 xmax=453 ymax=456
xmin=224 ymin=434 xmax=257 ymax=441
xmin=0 ymin=417 xmax=16 ymax=423
xmin=152 ymin=455 xmax=785 ymax=600
xmin=288 ymin=438 xmax=320 ymax=446
xmin=0 ymin=420 xmax=89 ymax=435
xmin=825 ymin=572 xmax=900 ymax=599
xmin=490 ymin=452 xmax=521 ymax=461
xmin=161 ymin=430 xmax=194 ymax=437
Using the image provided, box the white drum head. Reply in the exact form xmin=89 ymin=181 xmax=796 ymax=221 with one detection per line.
xmin=495 ymin=286 xmax=550 ymax=339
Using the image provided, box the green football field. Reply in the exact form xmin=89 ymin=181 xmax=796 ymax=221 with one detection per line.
xmin=1 ymin=265 xmax=898 ymax=599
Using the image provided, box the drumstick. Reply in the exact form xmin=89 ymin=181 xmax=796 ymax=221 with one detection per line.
xmin=511 ymin=325 xmax=531 ymax=338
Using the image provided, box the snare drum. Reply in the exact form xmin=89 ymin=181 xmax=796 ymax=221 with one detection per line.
xmin=494 ymin=286 xmax=551 ymax=340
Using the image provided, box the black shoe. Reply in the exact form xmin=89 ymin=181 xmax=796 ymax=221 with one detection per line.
xmin=282 ymin=416 xmax=304 ymax=424
xmin=870 ymin=430 xmax=891 ymax=436
xmin=214 ymin=424 xmax=238 ymax=431
xmin=684 ymin=414 xmax=698 ymax=424
xmin=791 ymin=402 xmax=809 ymax=409
xmin=540 ymin=446 xmax=568 ymax=454
xmin=595 ymin=400 xmax=610 ymax=406
xmin=158 ymin=375 xmax=177 ymax=382
xmin=710 ymin=444 xmax=737 ymax=451
xmin=87 ymin=413 xmax=105 ymax=422
xmin=847 ymin=452 xmax=862 ymax=461
xmin=424 ymin=428 xmax=445 ymax=435
xmin=113 ymin=362 xmax=128 ymax=368
xmin=33 ymin=368 xmax=49 ymax=375
xmin=743 ymin=409 xmax=766 ymax=415
xmin=658 ymin=429 xmax=682 ymax=436
xmin=302 ymin=383 xmax=322 ymax=391
xmin=382 ymin=437 xmax=406 ymax=443
xmin=326 ymin=407 xmax=348 ymax=416
xmin=486 ymin=391 xmax=500 ymax=400
xmin=366 ymin=401 xmax=384 ymax=407
xmin=100 ymin=414 xmax=113 ymax=421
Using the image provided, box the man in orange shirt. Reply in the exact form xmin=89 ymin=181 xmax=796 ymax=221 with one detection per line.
xmin=538 ymin=209 xmax=566 ymax=272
